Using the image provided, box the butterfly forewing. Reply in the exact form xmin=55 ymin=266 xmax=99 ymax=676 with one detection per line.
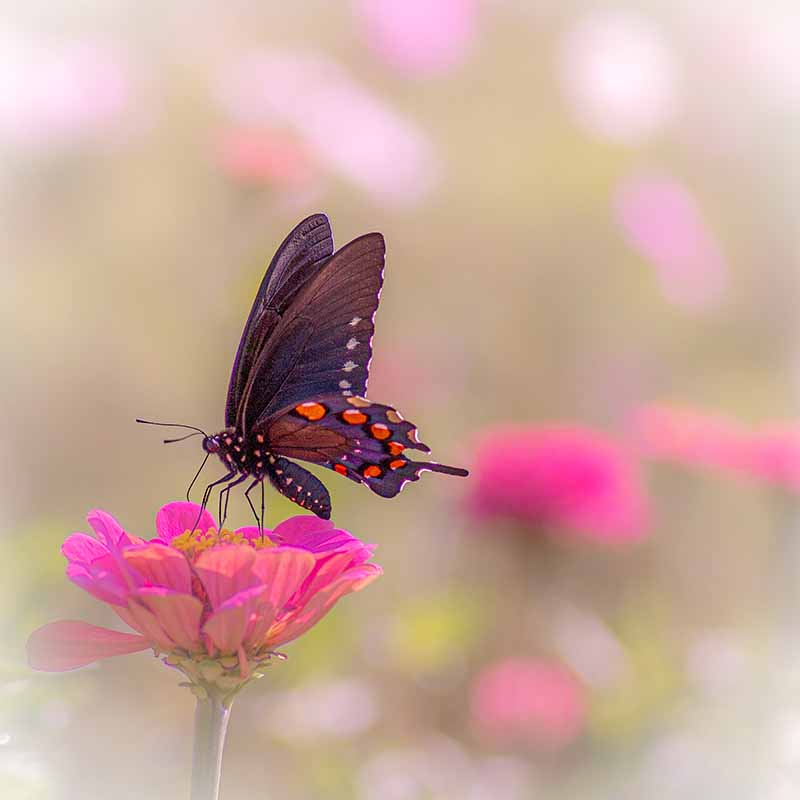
xmin=238 ymin=233 xmax=386 ymax=431
xmin=225 ymin=214 xmax=334 ymax=427
xmin=259 ymin=394 xmax=468 ymax=500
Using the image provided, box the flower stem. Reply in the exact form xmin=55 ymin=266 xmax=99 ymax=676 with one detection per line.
xmin=191 ymin=692 xmax=232 ymax=800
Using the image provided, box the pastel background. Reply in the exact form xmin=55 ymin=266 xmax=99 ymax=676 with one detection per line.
xmin=3 ymin=2 xmax=800 ymax=798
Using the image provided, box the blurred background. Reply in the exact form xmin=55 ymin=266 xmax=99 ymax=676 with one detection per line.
xmin=3 ymin=1 xmax=800 ymax=797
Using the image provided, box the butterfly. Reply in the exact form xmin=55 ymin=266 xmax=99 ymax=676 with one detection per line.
xmin=142 ymin=214 xmax=468 ymax=524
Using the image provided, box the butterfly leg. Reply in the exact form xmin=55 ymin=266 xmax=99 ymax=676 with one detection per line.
xmin=197 ymin=471 xmax=237 ymax=528
xmin=244 ymin=478 xmax=265 ymax=538
xmin=219 ymin=473 xmax=249 ymax=527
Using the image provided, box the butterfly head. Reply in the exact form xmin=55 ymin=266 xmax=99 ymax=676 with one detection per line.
xmin=202 ymin=434 xmax=222 ymax=454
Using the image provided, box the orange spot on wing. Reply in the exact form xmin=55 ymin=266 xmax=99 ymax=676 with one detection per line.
xmin=334 ymin=464 xmax=348 ymax=476
xmin=342 ymin=409 xmax=368 ymax=425
xmin=389 ymin=459 xmax=407 ymax=470
xmin=295 ymin=402 xmax=326 ymax=421
xmin=363 ymin=465 xmax=382 ymax=478
xmin=387 ymin=441 xmax=405 ymax=456
xmin=370 ymin=423 xmax=391 ymax=440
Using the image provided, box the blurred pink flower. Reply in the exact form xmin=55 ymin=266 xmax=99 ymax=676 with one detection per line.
xmin=216 ymin=128 xmax=315 ymax=187
xmin=614 ymin=173 xmax=728 ymax=311
xmin=558 ymin=11 xmax=679 ymax=143
xmin=471 ymin=658 xmax=587 ymax=750
xmin=467 ymin=425 xmax=649 ymax=541
xmin=215 ymin=49 xmax=440 ymax=206
xmin=0 ymin=36 xmax=140 ymax=152
xmin=353 ymin=0 xmax=478 ymax=76
xmin=28 ymin=502 xmax=381 ymax=692
xmin=635 ymin=404 xmax=800 ymax=491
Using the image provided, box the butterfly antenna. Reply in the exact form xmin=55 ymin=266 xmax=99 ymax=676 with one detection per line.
xmin=163 ymin=431 xmax=204 ymax=444
xmin=136 ymin=418 xmax=208 ymax=440
xmin=186 ymin=452 xmax=211 ymax=502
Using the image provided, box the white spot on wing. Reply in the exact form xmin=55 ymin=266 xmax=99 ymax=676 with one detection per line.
xmin=346 ymin=337 xmax=359 ymax=350
xmin=342 ymin=390 xmax=353 ymax=396
xmin=349 ymin=317 xmax=362 ymax=326
xmin=339 ymin=380 xmax=352 ymax=389
xmin=343 ymin=360 xmax=358 ymax=372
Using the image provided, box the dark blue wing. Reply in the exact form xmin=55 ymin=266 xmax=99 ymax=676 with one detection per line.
xmin=225 ymin=214 xmax=333 ymax=428
xmin=238 ymin=233 xmax=385 ymax=431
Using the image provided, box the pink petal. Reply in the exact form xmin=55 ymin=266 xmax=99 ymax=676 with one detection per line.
xmin=123 ymin=544 xmax=192 ymax=593
xmin=252 ymin=547 xmax=316 ymax=611
xmin=124 ymin=599 xmax=176 ymax=651
xmin=194 ymin=545 xmax=258 ymax=609
xmin=203 ymin=584 xmax=268 ymax=654
xmin=156 ymin=502 xmax=216 ymax=541
xmin=27 ymin=620 xmax=149 ymax=671
xmin=270 ymin=518 xmax=371 ymax=558
xmin=61 ymin=533 xmax=108 ymax=563
xmin=136 ymin=588 xmax=203 ymax=650
xmin=293 ymin=551 xmax=361 ymax=607
xmin=268 ymin=564 xmax=382 ymax=646
xmin=66 ymin=561 xmax=129 ymax=606
xmin=86 ymin=509 xmax=126 ymax=549
xmin=269 ymin=515 xmax=334 ymax=546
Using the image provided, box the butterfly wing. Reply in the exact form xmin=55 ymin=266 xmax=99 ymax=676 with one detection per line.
xmin=259 ymin=394 xmax=468 ymax=502
xmin=225 ymin=214 xmax=334 ymax=427
xmin=237 ymin=233 xmax=386 ymax=432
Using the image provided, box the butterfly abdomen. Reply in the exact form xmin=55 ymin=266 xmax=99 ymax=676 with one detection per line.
xmin=266 ymin=456 xmax=332 ymax=518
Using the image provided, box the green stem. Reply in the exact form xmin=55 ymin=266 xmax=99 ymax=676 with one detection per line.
xmin=191 ymin=693 xmax=232 ymax=800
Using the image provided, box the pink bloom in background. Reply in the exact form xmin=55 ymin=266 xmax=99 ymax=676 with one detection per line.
xmin=635 ymin=404 xmax=800 ymax=492
xmin=28 ymin=503 xmax=381 ymax=691
xmin=558 ymin=11 xmax=679 ymax=144
xmin=0 ymin=35 xmax=140 ymax=152
xmin=215 ymin=49 xmax=440 ymax=206
xmin=614 ymin=173 xmax=728 ymax=312
xmin=353 ymin=0 xmax=478 ymax=76
xmin=471 ymin=658 xmax=587 ymax=750
xmin=216 ymin=128 xmax=315 ymax=187
xmin=467 ymin=425 xmax=649 ymax=541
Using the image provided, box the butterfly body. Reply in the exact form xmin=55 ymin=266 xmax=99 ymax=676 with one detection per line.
xmin=194 ymin=213 xmax=467 ymax=521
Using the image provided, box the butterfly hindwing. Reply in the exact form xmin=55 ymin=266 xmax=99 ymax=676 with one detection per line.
xmin=226 ymin=214 xmax=333 ymax=427
xmin=238 ymin=233 xmax=385 ymax=431
xmin=259 ymin=394 xmax=468 ymax=499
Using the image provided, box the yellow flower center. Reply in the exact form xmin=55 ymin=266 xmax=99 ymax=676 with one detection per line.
xmin=171 ymin=527 xmax=274 ymax=560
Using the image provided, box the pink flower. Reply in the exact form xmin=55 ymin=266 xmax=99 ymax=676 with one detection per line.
xmin=27 ymin=503 xmax=381 ymax=693
xmin=467 ymin=425 xmax=649 ymax=541
xmin=558 ymin=11 xmax=679 ymax=144
xmin=216 ymin=128 xmax=315 ymax=187
xmin=0 ymin=36 xmax=141 ymax=153
xmin=614 ymin=173 xmax=728 ymax=312
xmin=635 ymin=404 xmax=800 ymax=491
xmin=353 ymin=0 xmax=478 ymax=76
xmin=471 ymin=658 xmax=587 ymax=750
xmin=215 ymin=50 xmax=440 ymax=206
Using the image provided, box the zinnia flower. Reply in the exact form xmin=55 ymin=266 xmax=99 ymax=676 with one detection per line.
xmin=614 ymin=173 xmax=727 ymax=312
xmin=353 ymin=0 xmax=478 ymax=76
xmin=27 ymin=502 xmax=382 ymax=697
xmin=635 ymin=404 xmax=800 ymax=491
xmin=470 ymin=658 xmax=587 ymax=750
xmin=467 ymin=424 xmax=649 ymax=541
